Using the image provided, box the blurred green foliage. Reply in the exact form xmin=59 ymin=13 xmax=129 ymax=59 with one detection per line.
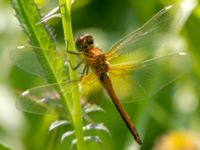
xmin=0 ymin=0 xmax=200 ymax=150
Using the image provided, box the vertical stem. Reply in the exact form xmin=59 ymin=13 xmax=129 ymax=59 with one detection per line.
xmin=59 ymin=0 xmax=86 ymax=149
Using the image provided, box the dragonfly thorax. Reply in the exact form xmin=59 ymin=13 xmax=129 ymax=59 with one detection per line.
xmin=85 ymin=48 xmax=109 ymax=77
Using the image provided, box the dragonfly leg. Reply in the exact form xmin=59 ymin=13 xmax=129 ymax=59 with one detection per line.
xmin=85 ymin=65 xmax=89 ymax=75
xmin=69 ymin=59 xmax=84 ymax=71
xmin=67 ymin=50 xmax=83 ymax=55
xmin=82 ymin=65 xmax=89 ymax=77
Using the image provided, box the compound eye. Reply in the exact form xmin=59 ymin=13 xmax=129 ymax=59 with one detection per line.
xmin=75 ymin=37 xmax=84 ymax=51
xmin=89 ymin=40 xmax=93 ymax=45
xmin=75 ymin=34 xmax=94 ymax=51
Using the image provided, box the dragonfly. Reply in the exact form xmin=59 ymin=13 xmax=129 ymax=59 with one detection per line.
xmin=11 ymin=5 xmax=186 ymax=145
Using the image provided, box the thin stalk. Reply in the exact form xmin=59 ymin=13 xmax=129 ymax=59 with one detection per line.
xmin=59 ymin=0 xmax=86 ymax=149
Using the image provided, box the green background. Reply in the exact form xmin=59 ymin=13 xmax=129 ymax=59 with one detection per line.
xmin=0 ymin=0 xmax=199 ymax=149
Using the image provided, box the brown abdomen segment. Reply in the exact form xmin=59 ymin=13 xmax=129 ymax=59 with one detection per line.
xmin=99 ymin=74 xmax=142 ymax=145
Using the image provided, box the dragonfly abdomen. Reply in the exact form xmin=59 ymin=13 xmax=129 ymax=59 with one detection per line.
xmin=100 ymin=74 xmax=142 ymax=145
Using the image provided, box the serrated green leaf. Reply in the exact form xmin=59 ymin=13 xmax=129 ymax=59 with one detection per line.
xmin=83 ymin=123 xmax=111 ymax=135
xmin=49 ymin=120 xmax=71 ymax=131
xmin=61 ymin=130 xmax=75 ymax=142
xmin=10 ymin=0 xmax=71 ymax=117
xmin=69 ymin=136 xmax=102 ymax=149
xmin=83 ymin=103 xmax=105 ymax=114
xmin=10 ymin=0 xmax=68 ymax=84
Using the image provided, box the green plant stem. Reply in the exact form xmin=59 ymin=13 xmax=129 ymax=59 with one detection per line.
xmin=59 ymin=0 xmax=86 ymax=150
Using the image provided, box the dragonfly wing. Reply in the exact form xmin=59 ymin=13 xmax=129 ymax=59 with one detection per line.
xmin=10 ymin=45 xmax=67 ymax=80
xmin=109 ymin=51 xmax=188 ymax=103
xmin=80 ymin=72 xmax=104 ymax=105
xmin=16 ymin=81 xmax=77 ymax=117
xmin=106 ymin=5 xmax=181 ymax=63
xmin=16 ymin=72 xmax=101 ymax=116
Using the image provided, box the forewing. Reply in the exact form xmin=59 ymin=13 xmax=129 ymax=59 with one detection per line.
xmin=10 ymin=45 xmax=67 ymax=80
xmin=106 ymin=5 xmax=181 ymax=63
xmin=109 ymin=51 xmax=188 ymax=103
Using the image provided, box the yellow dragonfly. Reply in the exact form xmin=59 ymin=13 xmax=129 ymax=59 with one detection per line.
xmin=11 ymin=5 xmax=186 ymax=145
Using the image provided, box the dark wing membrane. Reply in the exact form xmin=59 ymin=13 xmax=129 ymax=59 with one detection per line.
xmin=10 ymin=45 xmax=67 ymax=80
xmin=16 ymin=72 xmax=101 ymax=116
xmin=106 ymin=5 xmax=181 ymax=63
xmin=109 ymin=51 xmax=188 ymax=103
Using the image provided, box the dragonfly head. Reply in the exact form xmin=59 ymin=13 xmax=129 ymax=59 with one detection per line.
xmin=76 ymin=34 xmax=94 ymax=51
